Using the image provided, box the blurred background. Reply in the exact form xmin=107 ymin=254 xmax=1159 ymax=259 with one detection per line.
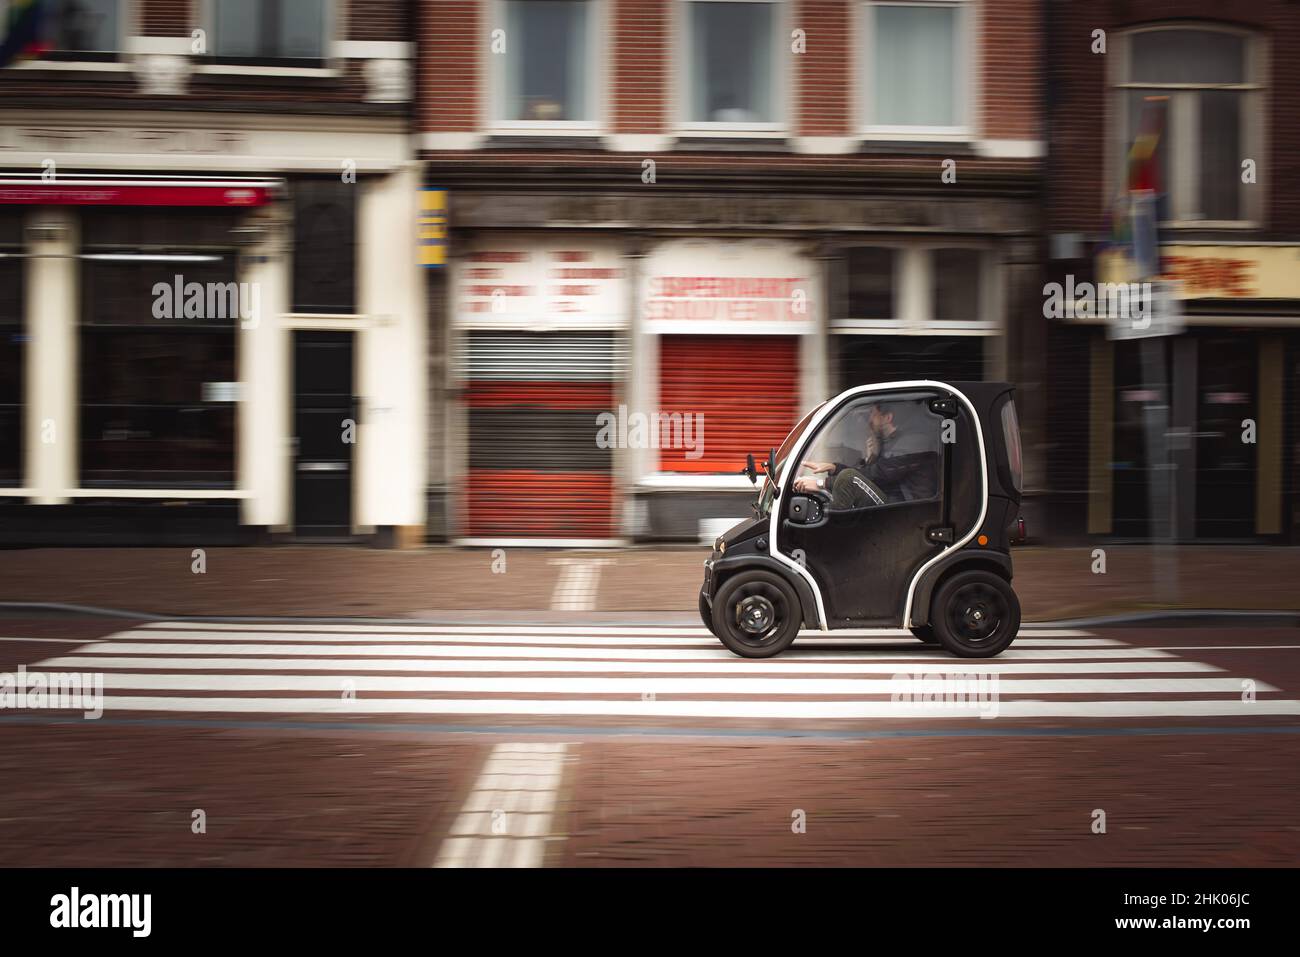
xmin=0 ymin=0 xmax=1296 ymax=554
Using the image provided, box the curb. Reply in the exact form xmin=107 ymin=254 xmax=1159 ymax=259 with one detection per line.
xmin=0 ymin=601 xmax=1297 ymax=629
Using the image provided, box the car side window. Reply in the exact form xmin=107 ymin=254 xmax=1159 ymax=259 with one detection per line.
xmin=791 ymin=395 xmax=943 ymax=509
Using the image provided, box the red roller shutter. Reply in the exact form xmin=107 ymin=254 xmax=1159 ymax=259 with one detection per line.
xmin=658 ymin=335 xmax=800 ymax=473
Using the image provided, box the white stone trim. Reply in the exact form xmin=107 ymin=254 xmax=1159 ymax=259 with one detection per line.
xmin=974 ymin=139 xmax=1046 ymax=159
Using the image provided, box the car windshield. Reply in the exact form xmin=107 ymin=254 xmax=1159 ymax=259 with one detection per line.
xmin=755 ymin=403 xmax=824 ymax=516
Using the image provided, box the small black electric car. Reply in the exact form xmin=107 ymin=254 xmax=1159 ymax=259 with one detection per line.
xmin=699 ymin=381 xmax=1024 ymax=658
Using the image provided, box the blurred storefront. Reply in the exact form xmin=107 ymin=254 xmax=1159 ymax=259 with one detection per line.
xmin=1070 ymin=243 xmax=1298 ymax=543
xmin=431 ymin=190 xmax=1040 ymax=543
xmin=0 ymin=135 xmax=424 ymax=546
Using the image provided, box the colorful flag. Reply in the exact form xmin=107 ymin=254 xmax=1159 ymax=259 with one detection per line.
xmin=0 ymin=0 xmax=50 ymax=69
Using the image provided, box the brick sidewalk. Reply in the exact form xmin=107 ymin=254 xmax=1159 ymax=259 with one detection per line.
xmin=0 ymin=545 xmax=1297 ymax=621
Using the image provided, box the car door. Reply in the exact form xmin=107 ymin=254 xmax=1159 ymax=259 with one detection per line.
xmin=777 ymin=390 xmax=949 ymax=626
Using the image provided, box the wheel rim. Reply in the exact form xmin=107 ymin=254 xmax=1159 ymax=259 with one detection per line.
xmin=726 ymin=581 xmax=789 ymax=647
xmin=945 ymin=581 xmax=1008 ymax=645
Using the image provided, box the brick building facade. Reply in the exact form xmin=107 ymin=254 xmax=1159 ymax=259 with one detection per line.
xmin=0 ymin=0 xmax=426 ymax=545
xmin=420 ymin=0 xmax=1046 ymax=543
xmin=1043 ymin=0 xmax=1300 ymax=543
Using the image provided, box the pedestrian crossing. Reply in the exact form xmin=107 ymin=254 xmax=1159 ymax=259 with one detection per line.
xmin=20 ymin=621 xmax=1300 ymax=724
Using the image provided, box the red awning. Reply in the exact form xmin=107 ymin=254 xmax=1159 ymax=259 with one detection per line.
xmin=0 ymin=176 xmax=282 ymax=207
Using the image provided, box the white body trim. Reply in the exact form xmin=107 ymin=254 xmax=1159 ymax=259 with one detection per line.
xmin=765 ymin=379 xmax=988 ymax=631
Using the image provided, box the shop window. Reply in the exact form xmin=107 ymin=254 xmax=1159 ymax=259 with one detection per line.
xmin=862 ymin=1 xmax=970 ymax=135
xmin=932 ymin=248 xmax=983 ymax=322
xmin=839 ymin=245 xmax=994 ymax=333
xmin=291 ymin=179 xmax=356 ymax=314
xmin=211 ymin=0 xmax=328 ymax=65
xmin=846 ymin=247 xmax=897 ymax=320
xmin=1117 ymin=26 xmax=1260 ymax=224
xmin=77 ymin=210 xmax=241 ymax=489
xmin=793 ymin=395 xmax=942 ymax=507
xmin=496 ymin=0 xmax=595 ymax=124
xmin=683 ymin=0 xmax=779 ymax=128
xmin=0 ymin=217 xmax=22 ymax=486
xmin=0 ymin=0 xmax=122 ymax=60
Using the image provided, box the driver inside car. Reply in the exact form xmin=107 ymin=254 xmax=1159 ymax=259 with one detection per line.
xmin=793 ymin=401 xmax=939 ymax=508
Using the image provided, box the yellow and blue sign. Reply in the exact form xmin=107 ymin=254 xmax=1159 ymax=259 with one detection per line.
xmin=419 ymin=188 xmax=447 ymax=267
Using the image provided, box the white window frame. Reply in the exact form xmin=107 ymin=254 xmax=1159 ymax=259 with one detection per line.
xmin=856 ymin=0 xmax=976 ymax=142
xmin=197 ymin=0 xmax=339 ymax=77
xmin=484 ymin=0 xmax=608 ymax=136
xmin=673 ymin=0 xmax=789 ymax=138
xmin=834 ymin=242 xmax=999 ymax=335
xmin=1111 ymin=23 xmax=1266 ymax=229
xmin=1 ymin=0 xmax=134 ymax=70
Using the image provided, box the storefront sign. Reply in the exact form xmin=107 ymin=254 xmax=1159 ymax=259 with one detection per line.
xmin=0 ymin=177 xmax=278 ymax=207
xmin=454 ymin=238 xmax=626 ymax=327
xmin=641 ymin=239 xmax=817 ymax=335
xmin=450 ymin=192 xmax=1034 ymax=235
xmin=1098 ymin=244 xmax=1300 ymax=300
xmin=419 ymin=188 xmax=447 ymax=267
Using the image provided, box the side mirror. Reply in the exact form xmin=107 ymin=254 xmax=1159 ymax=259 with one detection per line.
xmin=744 ymin=452 xmax=757 ymax=485
xmin=763 ymin=447 xmax=776 ymax=479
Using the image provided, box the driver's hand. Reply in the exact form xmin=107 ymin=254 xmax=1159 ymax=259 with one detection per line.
xmin=801 ymin=460 xmax=834 ymax=473
xmin=794 ymin=476 xmax=822 ymax=493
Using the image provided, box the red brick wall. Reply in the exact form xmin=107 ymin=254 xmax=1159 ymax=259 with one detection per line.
xmin=980 ymin=0 xmax=1040 ymax=140
xmin=1046 ymin=0 xmax=1298 ymax=234
xmin=139 ymin=0 xmax=189 ymax=37
xmin=796 ymin=0 xmax=850 ymax=136
xmin=613 ymin=0 xmax=670 ymax=133
xmin=421 ymin=0 xmax=480 ymax=132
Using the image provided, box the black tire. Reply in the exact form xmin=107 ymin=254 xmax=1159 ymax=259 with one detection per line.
xmin=909 ymin=625 xmax=939 ymax=644
xmin=699 ymin=586 xmax=718 ymax=636
xmin=711 ymin=570 xmax=802 ymax=659
xmin=931 ymin=570 xmax=1020 ymax=658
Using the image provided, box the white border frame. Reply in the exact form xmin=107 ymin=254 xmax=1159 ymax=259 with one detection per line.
xmin=856 ymin=0 xmax=976 ymax=142
xmin=482 ymin=0 xmax=609 ymax=137
xmin=672 ymin=0 xmax=790 ymax=138
xmin=766 ymin=379 xmax=988 ymax=630
xmin=1109 ymin=22 xmax=1265 ymax=230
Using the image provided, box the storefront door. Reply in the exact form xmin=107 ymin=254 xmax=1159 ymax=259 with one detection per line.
xmin=293 ymin=331 xmax=355 ymax=538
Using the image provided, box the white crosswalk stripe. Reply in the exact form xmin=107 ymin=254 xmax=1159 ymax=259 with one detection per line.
xmin=20 ymin=622 xmax=1300 ymax=724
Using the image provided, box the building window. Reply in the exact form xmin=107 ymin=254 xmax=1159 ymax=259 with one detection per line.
xmin=292 ymin=179 xmax=356 ymax=314
xmin=931 ymin=247 xmax=983 ymax=322
xmin=0 ymin=0 xmax=122 ymax=60
xmin=862 ymin=1 xmax=970 ymax=135
xmin=211 ymin=0 xmax=328 ymax=65
xmin=846 ymin=247 xmax=898 ymax=320
xmin=838 ymin=244 xmax=994 ymax=333
xmin=496 ymin=0 xmax=595 ymax=125
xmin=0 ymin=214 xmax=22 ymax=486
xmin=682 ymin=0 xmax=780 ymax=129
xmin=77 ymin=211 xmax=243 ymax=489
xmin=1117 ymin=26 xmax=1261 ymax=224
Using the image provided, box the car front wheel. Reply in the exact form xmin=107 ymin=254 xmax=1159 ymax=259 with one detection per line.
xmin=712 ymin=570 xmax=801 ymax=659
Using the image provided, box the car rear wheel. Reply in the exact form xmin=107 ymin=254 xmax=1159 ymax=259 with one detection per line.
xmin=909 ymin=625 xmax=939 ymax=644
xmin=931 ymin=570 xmax=1020 ymax=658
xmin=712 ymin=570 xmax=801 ymax=659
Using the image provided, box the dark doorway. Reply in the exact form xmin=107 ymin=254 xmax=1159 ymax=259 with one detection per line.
xmin=293 ymin=331 xmax=355 ymax=538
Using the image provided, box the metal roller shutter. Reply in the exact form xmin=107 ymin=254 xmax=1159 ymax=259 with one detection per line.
xmin=462 ymin=332 xmax=622 ymax=539
xmin=658 ymin=335 xmax=800 ymax=473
